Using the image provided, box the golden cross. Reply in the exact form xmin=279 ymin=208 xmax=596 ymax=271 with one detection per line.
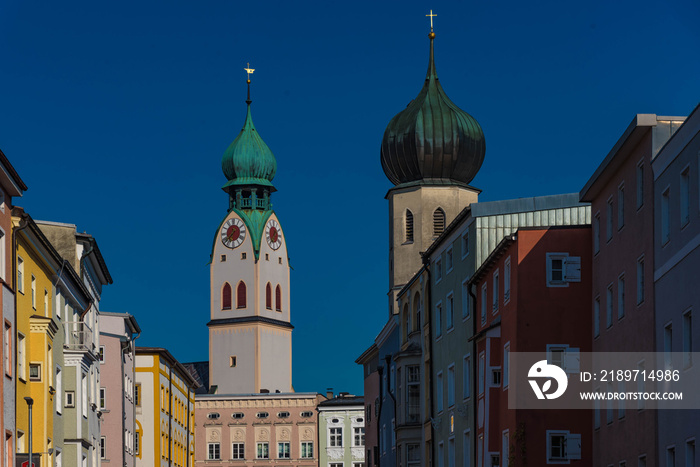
xmin=426 ymin=10 xmax=437 ymax=31
xmin=244 ymin=63 xmax=255 ymax=81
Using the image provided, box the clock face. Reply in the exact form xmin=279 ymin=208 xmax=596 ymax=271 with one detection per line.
xmin=221 ymin=218 xmax=246 ymax=249
xmin=265 ymin=219 xmax=282 ymax=250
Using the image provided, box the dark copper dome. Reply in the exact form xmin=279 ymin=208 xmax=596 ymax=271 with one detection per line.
xmin=381 ymin=33 xmax=485 ymax=186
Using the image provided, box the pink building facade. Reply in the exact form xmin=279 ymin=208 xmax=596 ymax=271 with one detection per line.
xmin=580 ymin=114 xmax=684 ymax=467
xmin=99 ymin=312 xmax=141 ymax=466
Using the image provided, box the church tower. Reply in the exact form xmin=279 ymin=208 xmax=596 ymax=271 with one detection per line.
xmin=381 ymin=26 xmax=486 ymax=316
xmin=208 ymin=76 xmax=293 ymax=394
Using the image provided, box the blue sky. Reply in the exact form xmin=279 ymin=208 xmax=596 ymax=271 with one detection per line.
xmin=1 ymin=0 xmax=698 ymax=396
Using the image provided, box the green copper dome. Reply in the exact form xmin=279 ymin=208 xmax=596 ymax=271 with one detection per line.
xmin=222 ymin=97 xmax=277 ymax=189
xmin=381 ymin=32 xmax=485 ymax=187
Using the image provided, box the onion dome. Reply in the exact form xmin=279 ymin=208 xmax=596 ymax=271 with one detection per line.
xmin=222 ymin=84 xmax=277 ymax=189
xmin=381 ymin=31 xmax=485 ymax=187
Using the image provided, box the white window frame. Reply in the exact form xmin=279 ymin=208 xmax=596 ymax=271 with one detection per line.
xmin=446 ymin=293 xmax=454 ymax=331
xmin=300 ymin=441 xmax=313 ymax=459
xmin=446 ymin=245 xmax=454 ymax=274
xmin=546 ymin=253 xmax=578 ymax=287
xmin=435 ymin=258 xmax=443 ymax=283
xmin=231 ymin=442 xmax=244 ymax=461
xmin=207 ymin=442 xmax=221 ymax=460
xmin=546 ymin=429 xmax=581 ymax=464
xmin=463 ymin=354 xmax=471 ymax=400
xmin=461 ymin=230 xmax=470 ymax=259
xmin=329 ymin=427 xmax=343 ymax=447
xmin=493 ymin=269 xmax=500 ymax=313
xmin=17 ymin=256 xmax=24 ymax=294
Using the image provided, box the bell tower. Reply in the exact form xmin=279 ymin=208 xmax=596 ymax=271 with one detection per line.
xmin=208 ymin=71 xmax=293 ymax=394
xmin=380 ymin=27 xmax=486 ymax=316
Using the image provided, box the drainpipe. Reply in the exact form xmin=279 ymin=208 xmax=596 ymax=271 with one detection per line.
xmin=13 ymin=214 xmax=30 ymax=460
xmin=186 ymin=386 xmax=191 ymax=467
xmin=384 ymin=355 xmax=398 ymax=467
xmin=377 ymin=365 xmax=383 ymax=467
xmin=469 ymin=283 xmax=478 ymax=466
xmin=422 ymin=258 xmax=435 ymax=467
xmin=169 ymin=367 xmax=173 ymax=466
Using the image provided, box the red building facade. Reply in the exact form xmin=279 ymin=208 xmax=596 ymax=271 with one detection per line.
xmin=471 ymin=227 xmax=592 ymax=466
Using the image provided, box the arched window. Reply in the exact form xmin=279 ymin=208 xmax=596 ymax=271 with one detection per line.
xmin=413 ymin=292 xmax=421 ymax=332
xmin=405 ymin=209 xmax=414 ymax=242
xmin=433 ymin=208 xmax=446 ymax=237
xmin=222 ymin=283 xmax=232 ymax=310
xmin=266 ymin=283 xmax=272 ymax=310
xmin=275 ymin=285 xmax=282 ymax=311
xmin=236 ymin=282 xmax=247 ymax=309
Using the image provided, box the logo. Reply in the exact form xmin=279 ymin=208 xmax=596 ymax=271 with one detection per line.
xmin=528 ymin=360 xmax=568 ymax=400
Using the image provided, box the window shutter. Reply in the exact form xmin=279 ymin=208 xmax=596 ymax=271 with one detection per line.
xmin=433 ymin=208 xmax=446 ymax=237
xmin=564 ymin=348 xmax=580 ymax=374
xmin=564 ymin=257 xmax=581 ymax=282
xmin=405 ymin=210 xmax=414 ymax=242
xmin=237 ymin=282 xmax=247 ymax=308
xmin=565 ymin=434 xmax=582 ymax=459
xmin=222 ymin=283 xmax=232 ymax=310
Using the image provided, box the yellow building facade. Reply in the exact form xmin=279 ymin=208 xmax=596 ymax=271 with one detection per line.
xmin=14 ymin=211 xmax=62 ymax=467
xmin=135 ymin=347 xmax=197 ymax=467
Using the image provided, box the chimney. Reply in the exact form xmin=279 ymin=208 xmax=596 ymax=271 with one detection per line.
xmin=326 ymin=388 xmax=334 ymax=399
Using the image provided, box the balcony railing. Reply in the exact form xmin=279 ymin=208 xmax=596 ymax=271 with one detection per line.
xmin=65 ymin=321 xmax=94 ymax=351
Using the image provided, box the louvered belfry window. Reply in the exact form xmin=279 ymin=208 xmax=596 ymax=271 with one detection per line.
xmin=433 ymin=208 xmax=446 ymax=237
xmin=405 ymin=210 xmax=414 ymax=242
xmin=237 ymin=282 xmax=247 ymax=309
xmin=222 ymin=283 xmax=232 ymax=310
xmin=266 ymin=283 xmax=272 ymax=309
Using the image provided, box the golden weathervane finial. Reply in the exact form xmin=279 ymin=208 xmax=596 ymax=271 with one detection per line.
xmin=426 ymin=9 xmax=437 ymax=32
xmin=244 ymin=63 xmax=255 ymax=83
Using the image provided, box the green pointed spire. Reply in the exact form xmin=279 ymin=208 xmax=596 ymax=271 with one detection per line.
xmin=221 ymin=81 xmax=277 ymax=190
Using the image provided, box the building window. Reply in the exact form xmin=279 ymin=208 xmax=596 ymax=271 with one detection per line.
xmin=681 ymin=166 xmax=690 ymax=227
xmin=301 ymin=411 xmax=313 ymax=418
xmin=65 ymin=391 xmax=75 ymax=408
xmin=100 ymin=437 xmax=106 ymax=459
xmin=406 ymin=365 xmax=420 ymax=423
xmin=230 ymin=442 xmax=244 ymax=459
xmin=31 ymin=275 xmax=36 ymax=309
xmin=618 ymin=183 xmax=625 ymax=229
xmin=17 ymin=257 xmax=24 ymax=293
xmin=135 ymin=384 xmax=141 ymax=407
xmin=504 ymin=257 xmax=511 ymax=302
xmin=665 ymin=324 xmax=673 ymax=369
xmin=547 ymin=431 xmax=581 ymax=462
xmin=478 ymin=353 xmax=485 ymax=395
xmin=330 ymin=427 xmax=342 ymax=447
xmin=256 ymin=412 xmax=268 ymax=418
xmin=44 ymin=289 xmax=48 ymax=316
xmin=546 ymin=253 xmax=581 ymax=286
xmin=220 ymin=254 xmax=226 ymax=262
xmin=685 ymin=440 xmax=695 ymax=467
xmin=222 ymin=282 xmax=232 ymax=310
xmin=618 ymin=274 xmax=625 ymax=319
xmin=462 ymin=230 xmax=469 ymax=258
xmin=435 ymin=258 xmax=442 ymax=282
xmin=17 ymin=333 xmax=25 ymax=380
xmin=637 ymin=256 xmax=645 ymax=304
xmin=493 ymin=270 xmax=499 ymax=312
xmin=463 ymin=355 xmax=471 ymax=399
xmin=433 ymin=208 xmax=446 ymax=237
xmin=607 ymin=197 xmax=614 ymax=241
xmin=683 ymin=310 xmax=693 ymax=368
xmin=354 ymin=427 xmax=365 ymax=446
xmin=4 ymin=322 xmax=11 ymax=378
xmin=462 ymin=280 xmax=470 ymax=319
xmin=256 ymin=442 xmax=269 ymax=459
xmin=447 ymin=364 xmax=455 ymax=407
xmin=594 ymin=387 xmax=601 ymax=429
xmin=503 ymin=344 xmax=510 ymax=388
xmin=29 ymin=363 xmax=40 ymax=381
xmin=594 ymin=213 xmax=601 ymax=253
xmin=405 ymin=210 xmax=414 ymax=243
xmin=449 ymin=438 xmax=456 ymax=467
xmin=230 ymin=356 xmax=237 ymax=367
xmin=481 ymin=284 xmax=487 ymax=325
xmin=98 ymin=346 xmax=104 ymax=363
xmin=241 ymin=252 xmax=246 ymax=260
xmin=607 ymin=284 xmax=614 ymax=328
xmin=667 ymin=447 xmax=676 ymax=467
xmin=618 ymin=381 xmax=626 ymax=419
xmin=301 ymin=441 xmax=313 ymax=458
xmin=56 ymin=366 xmax=62 ymax=413
xmin=275 ymin=285 xmax=282 ymax=311
xmin=637 ymin=161 xmax=644 ymax=209
xmin=208 ymin=442 xmax=221 ymax=460
xmin=99 ymin=388 xmax=105 ymax=409
xmin=236 ymin=282 xmax=246 ymax=308
xmin=266 ymin=283 xmax=272 ymax=309
xmin=446 ymin=293 xmax=454 ymax=330
xmin=435 ymin=302 xmax=442 ymax=338
xmin=594 ymin=296 xmax=600 ymax=337
xmin=662 ymin=187 xmax=670 ymax=244
xmin=446 ymin=246 xmax=453 ymax=273
xmin=278 ymin=442 xmax=290 ymax=459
